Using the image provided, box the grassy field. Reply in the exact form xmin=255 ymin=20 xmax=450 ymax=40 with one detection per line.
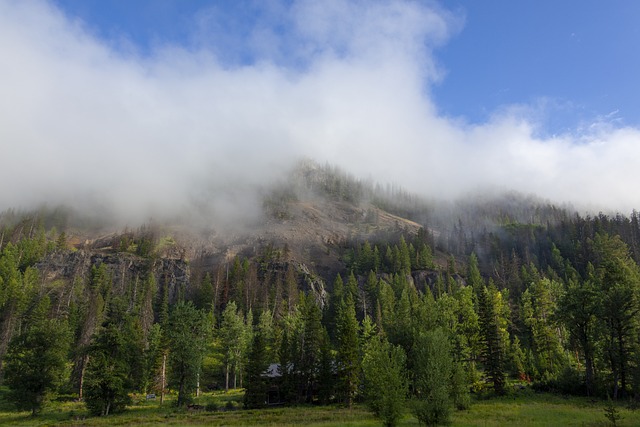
xmin=1 ymin=388 xmax=640 ymax=426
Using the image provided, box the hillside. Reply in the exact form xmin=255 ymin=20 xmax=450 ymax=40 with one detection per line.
xmin=3 ymin=161 xmax=640 ymax=425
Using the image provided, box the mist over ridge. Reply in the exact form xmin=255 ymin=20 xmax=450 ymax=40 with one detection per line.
xmin=2 ymin=0 xmax=640 ymax=224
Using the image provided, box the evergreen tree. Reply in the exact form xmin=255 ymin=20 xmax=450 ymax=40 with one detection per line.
xmin=346 ymin=271 xmax=359 ymax=306
xmin=278 ymin=306 xmax=303 ymax=403
xmin=195 ymin=273 xmax=215 ymax=312
xmin=166 ymin=301 xmax=209 ymax=406
xmin=358 ymin=241 xmax=375 ymax=274
xmin=364 ymin=270 xmax=379 ymax=318
xmin=84 ymin=317 xmax=132 ymax=416
xmin=244 ymin=330 xmax=269 ymax=409
xmin=257 ymin=309 xmax=275 ymax=361
xmin=298 ymin=295 xmax=324 ymax=403
xmin=591 ymin=233 xmax=640 ymax=398
xmin=141 ymin=323 xmax=164 ymax=395
xmin=478 ymin=284 xmax=508 ymax=395
xmin=557 ymin=279 xmax=599 ymax=395
xmin=327 ymin=274 xmax=344 ymax=340
xmin=467 ymin=253 xmax=483 ymax=295
xmin=4 ymin=318 xmax=70 ymax=416
xmin=521 ymin=278 xmax=565 ymax=380
xmin=336 ymin=293 xmax=360 ymax=407
xmin=317 ymin=327 xmax=335 ymax=405
xmin=399 ymin=236 xmax=411 ymax=275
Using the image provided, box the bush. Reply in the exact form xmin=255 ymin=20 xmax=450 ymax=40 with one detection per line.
xmin=531 ymin=366 xmax=585 ymax=396
xmin=413 ymin=395 xmax=451 ymax=426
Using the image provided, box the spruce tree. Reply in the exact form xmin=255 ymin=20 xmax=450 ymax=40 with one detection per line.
xmin=478 ymin=284 xmax=508 ymax=395
xmin=244 ymin=330 xmax=269 ymax=409
xmin=166 ymin=301 xmax=209 ymax=406
xmin=336 ymin=293 xmax=360 ymax=407
xmin=4 ymin=318 xmax=70 ymax=416
xmin=84 ymin=318 xmax=132 ymax=416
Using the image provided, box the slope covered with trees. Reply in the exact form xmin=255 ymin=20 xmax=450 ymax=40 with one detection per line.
xmin=2 ymin=164 xmax=640 ymax=425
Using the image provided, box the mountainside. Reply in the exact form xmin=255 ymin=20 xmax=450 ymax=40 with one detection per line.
xmin=3 ymin=160 xmax=640 ymax=418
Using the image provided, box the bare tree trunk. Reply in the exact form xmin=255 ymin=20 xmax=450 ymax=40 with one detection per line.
xmin=225 ymin=363 xmax=230 ymax=392
xmin=160 ymin=353 xmax=166 ymax=404
xmin=0 ymin=305 xmax=17 ymax=382
xmin=196 ymin=372 xmax=201 ymax=397
xmin=79 ymin=354 xmax=89 ymax=400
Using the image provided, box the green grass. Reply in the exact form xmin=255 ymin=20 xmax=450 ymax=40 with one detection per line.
xmin=1 ymin=388 xmax=640 ymax=426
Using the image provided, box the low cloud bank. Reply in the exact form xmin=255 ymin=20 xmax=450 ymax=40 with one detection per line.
xmin=1 ymin=0 xmax=638 ymax=227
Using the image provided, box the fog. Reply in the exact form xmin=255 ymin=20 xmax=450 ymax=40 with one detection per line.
xmin=1 ymin=0 xmax=639 ymax=227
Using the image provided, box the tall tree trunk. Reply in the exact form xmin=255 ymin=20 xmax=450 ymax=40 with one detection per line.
xmin=585 ymin=352 xmax=595 ymax=396
xmin=225 ymin=363 xmax=230 ymax=392
xmin=0 ymin=304 xmax=17 ymax=381
xmin=78 ymin=354 xmax=89 ymax=400
xmin=196 ymin=372 xmax=200 ymax=397
xmin=160 ymin=353 xmax=166 ymax=404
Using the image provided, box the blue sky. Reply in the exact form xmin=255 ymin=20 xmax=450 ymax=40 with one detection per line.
xmin=434 ymin=1 xmax=640 ymax=132
xmin=51 ymin=0 xmax=640 ymax=132
xmin=2 ymin=0 xmax=640 ymax=218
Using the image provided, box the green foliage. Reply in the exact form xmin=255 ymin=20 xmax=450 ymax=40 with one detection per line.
xmin=335 ymin=293 xmax=360 ymax=407
xmin=243 ymin=330 xmax=269 ymax=409
xmin=362 ymin=335 xmax=407 ymax=427
xmin=84 ymin=319 xmax=133 ymax=416
xmin=219 ymin=301 xmax=249 ymax=392
xmin=4 ymin=319 xmax=70 ymax=416
xmin=450 ymin=362 xmax=471 ymax=411
xmin=413 ymin=328 xmax=453 ymax=426
xmin=557 ymin=279 xmax=599 ymax=395
xmin=478 ymin=284 xmax=509 ymax=395
xmin=590 ymin=233 xmax=640 ymax=398
xmin=520 ymin=278 xmax=565 ymax=380
xmin=604 ymin=395 xmax=623 ymax=426
xmin=141 ymin=323 xmax=164 ymax=395
xmin=166 ymin=301 xmax=210 ymax=406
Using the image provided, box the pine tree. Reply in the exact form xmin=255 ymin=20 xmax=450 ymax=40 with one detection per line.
xmin=467 ymin=253 xmax=483 ymax=296
xmin=4 ymin=318 xmax=70 ymax=416
xmin=243 ymin=330 xmax=269 ymax=409
xmin=521 ymin=278 xmax=564 ymax=380
xmin=478 ymin=284 xmax=508 ymax=395
xmin=317 ymin=327 xmax=334 ymax=405
xmin=166 ymin=301 xmax=209 ymax=406
xmin=591 ymin=233 xmax=640 ymax=398
xmin=84 ymin=316 xmax=132 ymax=416
xmin=336 ymin=293 xmax=360 ymax=407
xmin=557 ymin=279 xmax=599 ymax=395
xmin=298 ymin=294 xmax=324 ymax=403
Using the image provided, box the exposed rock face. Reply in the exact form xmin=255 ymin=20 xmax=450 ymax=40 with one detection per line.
xmin=37 ymin=250 xmax=191 ymax=304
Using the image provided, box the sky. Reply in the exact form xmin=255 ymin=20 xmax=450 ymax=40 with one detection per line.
xmin=1 ymin=0 xmax=640 ymax=223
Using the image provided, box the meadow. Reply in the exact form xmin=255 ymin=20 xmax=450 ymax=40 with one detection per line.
xmin=1 ymin=388 xmax=639 ymax=427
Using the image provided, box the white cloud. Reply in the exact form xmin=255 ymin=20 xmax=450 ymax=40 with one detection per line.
xmin=1 ymin=0 xmax=639 ymax=227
